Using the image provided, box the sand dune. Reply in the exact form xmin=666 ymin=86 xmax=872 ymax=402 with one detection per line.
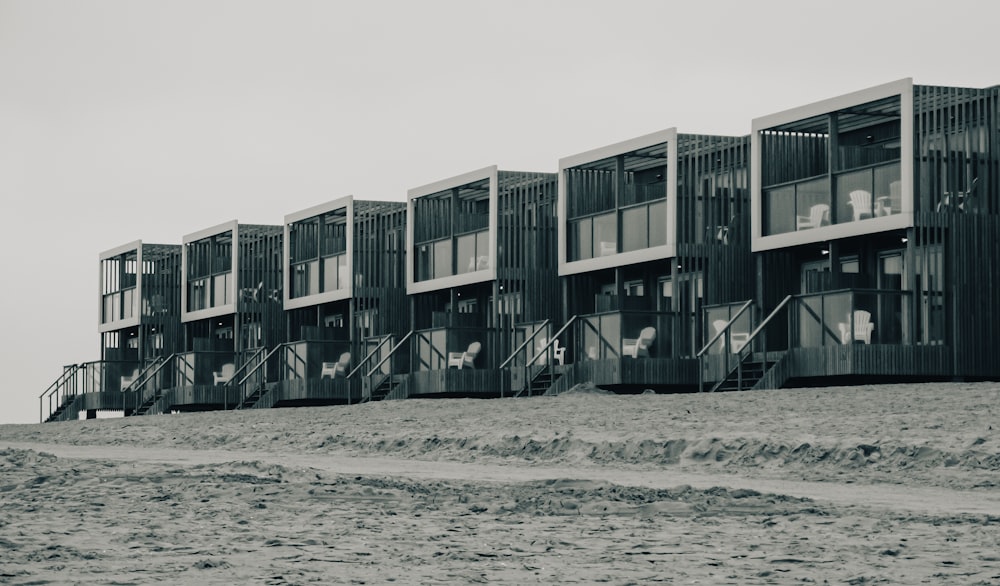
xmin=1 ymin=382 xmax=998 ymax=584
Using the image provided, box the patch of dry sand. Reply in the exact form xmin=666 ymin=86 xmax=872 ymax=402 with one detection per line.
xmin=1 ymin=382 xmax=998 ymax=584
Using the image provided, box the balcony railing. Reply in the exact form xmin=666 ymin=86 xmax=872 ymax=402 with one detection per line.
xmin=763 ymin=161 xmax=901 ymax=236
xmin=282 ymin=340 xmax=352 ymax=381
xmin=791 ymin=288 xmax=912 ymax=347
xmin=413 ymin=326 xmax=494 ymax=371
xmin=575 ymin=310 xmax=689 ymax=362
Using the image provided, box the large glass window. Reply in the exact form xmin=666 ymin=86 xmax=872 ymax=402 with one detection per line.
xmin=761 ymin=96 xmax=901 ymax=235
xmin=455 ymin=230 xmax=489 ymax=275
xmin=433 ymin=239 xmax=452 ymax=280
xmin=648 ymin=201 xmax=667 ymax=247
xmin=100 ymin=251 xmax=139 ymax=324
xmin=566 ymin=147 xmax=668 ymax=261
xmin=593 ymin=213 xmax=617 ymax=257
xmin=570 ymin=217 xmax=593 ymax=261
xmin=620 ymin=201 xmax=666 ymax=253
xmin=413 ymin=182 xmax=491 ymax=282
xmin=186 ymin=231 xmax=233 ymax=311
xmin=290 ymin=211 xmax=348 ymax=299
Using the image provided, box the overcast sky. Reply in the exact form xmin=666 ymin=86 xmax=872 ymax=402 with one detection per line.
xmin=2 ymin=0 xmax=997 ymax=424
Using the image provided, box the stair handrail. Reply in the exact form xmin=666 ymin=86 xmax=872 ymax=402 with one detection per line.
xmin=235 ymin=344 xmax=297 ymax=410
xmin=122 ymin=355 xmax=166 ymax=394
xmin=525 ymin=316 xmax=577 ymax=368
xmin=347 ymin=335 xmax=395 ymax=380
xmin=696 ymin=299 xmax=755 ymax=358
xmin=366 ymin=331 xmax=413 ymax=378
xmin=699 ymin=296 xmax=792 ymax=393
xmin=221 ymin=346 xmax=269 ymax=410
xmin=737 ymin=294 xmax=794 ymax=358
xmin=126 ymin=354 xmax=178 ymax=415
xmin=719 ymin=295 xmax=795 ymax=392
xmin=510 ymin=316 xmax=578 ymax=398
xmin=39 ymin=364 xmax=81 ymax=423
xmin=498 ymin=319 xmax=550 ymax=369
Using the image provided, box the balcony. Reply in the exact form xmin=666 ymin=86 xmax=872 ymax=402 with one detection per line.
xmin=764 ymin=161 xmax=901 ymax=236
xmin=701 ymin=288 xmax=951 ymax=391
xmin=790 ymin=289 xmax=913 ymax=348
xmin=576 ymin=310 xmax=685 ymax=362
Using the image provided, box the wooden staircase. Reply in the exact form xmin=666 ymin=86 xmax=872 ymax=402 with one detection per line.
xmin=517 ymin=366 xmax=564 ymax=397
xmin=237 ymin=383 xmax=270 ymax=409
xmin=44 ymin=394 xmax=81 ymax=422
xmin=366 ymin=373 xmax=409 ymax=401
xmin=131 ymin=391 xmax=162 ymax=416
xmin=710 ymin=352 xmax=783 ymax=392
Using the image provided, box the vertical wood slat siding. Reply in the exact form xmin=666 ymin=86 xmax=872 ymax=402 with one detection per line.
xmin=676 ymin=134 xmax=753 ymax=307
xmin=943 ymin=214 xmax=1000 ymax=377
xmin=566 ymin=358 xmax=697 ymax=389
xmin=409 ymin=171 xmax=558 ymax=387
xmin=408 ymin=368 xmax=508 ymax=396
xmin=352 ymin=201 xmax=409 ymax=370
xmin=497 ymin=171 xmax=560 ymax=326
xmin=236 ymin=225 xmax=285 ymax=367
xmin=781 ymin=345 xmax=951 ymax=379
xmin=912 ymin=85 xmax=1000 ymax=379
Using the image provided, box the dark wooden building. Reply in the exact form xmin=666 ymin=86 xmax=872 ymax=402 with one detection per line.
xmin=261 ymin=197 xmax=409 ymax=406
xmin=41 ymin=241 xmax=183 ymax=422
xmin=554 ymin=129 xmax=753 ymax=394
xmin=707 ymin=78 xmax=1000 ymax=391
xmin=120 ymin=221 xmax=287 ymax=414
xmin=406 ymin=166 xmax=559 ymax=396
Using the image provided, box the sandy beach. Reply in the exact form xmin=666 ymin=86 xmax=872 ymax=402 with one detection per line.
xmin=2 ymin=382 xmax=998 ymax=584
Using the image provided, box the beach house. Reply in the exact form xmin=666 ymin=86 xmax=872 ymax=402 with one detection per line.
xmin=263 ymin=197 xmax=410 ymax=406
xmin=553 ymin=129 xmax=753 ymax=394
xmin=406 ymin=166 xmax=560 ymax=396
xmin=41 ymin=241 xmax=183 ymax=421
xmin=707 ymin=78 xmax=1000 ymax=390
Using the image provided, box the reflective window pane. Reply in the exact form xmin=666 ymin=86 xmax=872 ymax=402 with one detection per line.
xmin=433 ymin=239 xmax=452 ymax=280
xmin=621 ymin=206 xmax=648 ymax=252
xmin=456 ymin=234 xmax=476 ymax=274
xmin=570 ymin=218 xmax=592 ymax=261
xmin=766 ymin=186 xmax=795 ymax=235
xmin=593 ymin=213 xmax=617 ymax=257
xmin=648 ymin=201 xmax=667 ymax=247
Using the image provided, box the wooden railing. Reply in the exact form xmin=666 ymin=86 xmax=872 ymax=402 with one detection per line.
xmin=363 ymin=331 xmax=413 ymax=401
xmin=498 ymin=319 xmax=550 ymax=369
xmin=127 ymin=354 xmax=178 ymax=416
xmin=222 ymin=347 xmax=268 ymax=410
xmin=39 ymin=364 xmax=81 ymax=423
xmin=698 ymin=297 xmax=789 ymax=393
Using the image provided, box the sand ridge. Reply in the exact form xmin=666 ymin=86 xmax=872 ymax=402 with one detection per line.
xmin=1 ymin=382 xmax=998 ymax=583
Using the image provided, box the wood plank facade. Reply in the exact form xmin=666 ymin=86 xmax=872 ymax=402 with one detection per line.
xmin=274 ymin=197 xmax=408 ymax=405
xmin=731 ymin=79 xmax=1000 ymax=389
xmin=557 ymin=130 xmax=753 ymax=391
xmin=406 ymin=167 xmax=559 ymax=395
xmin=160 ymin=221 xmax=286 ymax=412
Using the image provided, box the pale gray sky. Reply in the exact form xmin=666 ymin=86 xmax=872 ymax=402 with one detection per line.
xmin=2 ymin=0 xmax=997 ymax=423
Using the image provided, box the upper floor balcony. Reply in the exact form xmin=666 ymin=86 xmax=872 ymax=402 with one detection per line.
xmin=284 ymin=197 xmax=407 ymax=310
xmin=182 ymin=221 xmax=283 ymax=323
xmin=99 ymin=241 xmax=181 ymax=333
xmin=559 ymin=129 xmax=750 ymax=277
xmin=406 ymin=166 xmax=557 ymax=295
xmin=753 ymin=78 xmax=999 ymax=252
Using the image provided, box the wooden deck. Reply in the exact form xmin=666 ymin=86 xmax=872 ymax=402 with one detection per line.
xmin=157 ymin=385 xmax=241 ymax=412
xmin=407 ymin=368 xmax=509 ymax=397
xmin=567 ymin=357 xmax=699 ymax=391
xmin=780 ymin=344 xmax=953 ymax=380
xmin=265 ymin=378 xmax=361 ymax=407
